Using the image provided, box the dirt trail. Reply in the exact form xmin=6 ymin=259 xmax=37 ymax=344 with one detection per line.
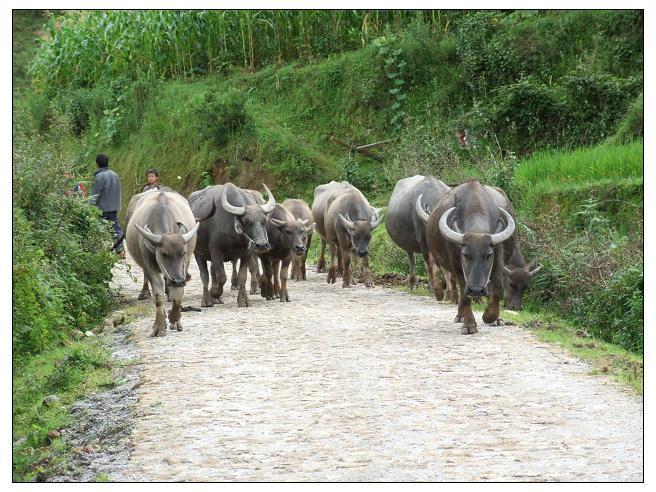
xmin=106 ymin=254 xmax=642 ymax=482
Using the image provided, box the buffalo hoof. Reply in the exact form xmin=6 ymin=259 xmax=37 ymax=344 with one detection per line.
xmin=138 ymin=290 xmax=151 ymax=301
xmin=150 ymin=324 xmax=166 ymax=337
xmin=327 ymin=267 xmax=337 ymax=284
xmin=461 ymin=323 xmax=478 ymax=335
xmin=266 ymin=295 xmax=273 ymax=301
xmin=408 ymin=276 xmax=417 ymax=289
xmin=342 ymin=283 xmax=352 ymax=288
xmin=201 ymin=300 xmax=214 ymax=308
xmin=483 ymin=309 xmax=500 ymax=324
xmin=280 ymin=292 xmax=290 ymax=302
xmin=486 ymin=318 xmax=505 ymax=326
xmin=210 ymin=287 xmax=221 ymax=299
xmin=237 ymin=291 xmax=250 ymax=307
xmin=169 ymin=322 xmax=183 ymax=331
xmin=454 ymin=314 xmax=463 ymax=323
xmin=365 ymin=281 xmax=374 ymax=288
xmin=230 ymin=285 xmax=238 ymax=291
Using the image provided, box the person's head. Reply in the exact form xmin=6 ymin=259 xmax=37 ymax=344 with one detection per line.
xmin=147 ymin=168 xmax=159 ymax=185
xmin=96 ymin=154 xmax=109 ymax=168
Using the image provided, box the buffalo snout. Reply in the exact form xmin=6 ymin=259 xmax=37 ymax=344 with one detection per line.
xmin=170 ymin=279 xmax=186 ymax=288
xmin=356 ymin=250 xmax=369 ymax=257
xmin=294 ymin=244 xmax=306 ymax=255
xmin=255 ymin=241 xmax=271 ymax=252
xmin=465 ymin=285 xmax=488 ymax=297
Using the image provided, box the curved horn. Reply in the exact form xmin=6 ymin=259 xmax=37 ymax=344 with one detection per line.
xmin=491 ymin=207 xmax=516 ymax=245
xmin=260 ymin=183 xmax=276 ymax=213
xmin=528 ymin=264 xmax=542 ymax=277
xmin=438 ymin=207 xmax=464 ymax=244
xmin=415 ymin=195 xmax=430 ymax=224
xmin=181 ymin=222 xmax=199 ymax=243
xmin=221 ymin=186 xmax=245 ymax=216
xmin=503 ymin=265 xmax=513 ymax=276
xmin=369 ymin=211 xmax=384 ymax=230
xmin=339 ymin=213 xmax=355 ymax=231
xmin=135 ymin=224 xmax=163 ymax=245
xmin=270 ymin=218 xmax=285 ymax=228
xmin=297 ymin=218 xmax=309 ymax=225
xmin=371 ymin=207 xmax=382 ymax=220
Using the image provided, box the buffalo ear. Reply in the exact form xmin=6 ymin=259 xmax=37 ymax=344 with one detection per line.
xmin=234 ymin=218 xmax=244 ymax=235
xmin=528 ymin=258 xmax=538 ymax=270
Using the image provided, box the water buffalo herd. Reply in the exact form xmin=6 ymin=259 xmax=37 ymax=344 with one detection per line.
xmin=125 ymin=176 xmax=539 ymax=337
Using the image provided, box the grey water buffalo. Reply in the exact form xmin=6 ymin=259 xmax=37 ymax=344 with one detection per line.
xmin=386 ymin=175 xmax=453 ymax=299
xmin=125 ymin=190 xmax=199 ymax=337
xmin=229 ymin=188 xmax=264 ymax=294
xmin=282 ymin=198 xmax=315 ymax=281
xmin=188 ymin=182 xmax=275 ymax=307
xmin=422 ymin=179 xmax=516 ymax=334
xmin=258 ymin=203 xmax=314 ymax=301
xmin=311 ymin=181 xmax=355 ymax=274
xmin=324 ymin=188 xmax=384 ymax=288
xmin=485 ymin=185 xmax=541 ymax=310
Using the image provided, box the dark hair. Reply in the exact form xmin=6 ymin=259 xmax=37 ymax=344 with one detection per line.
xmin=146 ymin=168 xmax=159 ymax=177
xmin=96 ymin=154 xmax=109 ymax=167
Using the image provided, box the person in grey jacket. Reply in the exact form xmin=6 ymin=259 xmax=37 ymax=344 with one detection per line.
xmin=89 ymin=154 xmax=125 ymax=257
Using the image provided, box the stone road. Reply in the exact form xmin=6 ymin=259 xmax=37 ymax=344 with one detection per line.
xmin=110 ymin=254 xmax=643 ymax=482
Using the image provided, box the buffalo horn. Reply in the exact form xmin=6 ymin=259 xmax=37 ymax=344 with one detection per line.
xmin=221 ymin=187 xmax=246 ymax=216
xmin=181 ymin=222 xmax=199 ymax=243
xmin=260 ymin=184 xmax=276 ymax=213
xmin=490 ymin=208 xmax=516 ymax=245
xmin=369 ymin=211 xmax=384 ymax=230
xmin=338 ymin=213 xmax=355 ymax=231
xmin=135 ymin=224 xmax=163 ymax=245
xmin=438 ymin=207 xmax=464 ymax=244
xmin=415 ymin=195 xmax=430 ymax=224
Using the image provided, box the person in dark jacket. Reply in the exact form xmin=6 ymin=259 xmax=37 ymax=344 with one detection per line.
xmin=89 ymin=154 xmax=125 ymax=257
xmin=142 ymin=168 xmax=161 ymax=192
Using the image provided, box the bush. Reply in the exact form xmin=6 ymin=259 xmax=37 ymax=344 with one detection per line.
xmin=12 ymin=109 xmax=117 ymax=364
xmin=608 ymin=92 xmax=643 ymax=144
xmin=196 ymin=89 xmax=250 ymax=147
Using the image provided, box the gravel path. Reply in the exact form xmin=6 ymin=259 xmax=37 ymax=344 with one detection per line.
xmin=108 ymin=253 xmax=642 ymax=482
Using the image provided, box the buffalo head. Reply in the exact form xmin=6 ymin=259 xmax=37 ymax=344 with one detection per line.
xmin=338 ymin=212 xmax=383 ymax=257
xmin=270 ymin=217 xmax=314 ymax=256
xmin=503 ymin=258 xmax=541 ymax=310
xmin=135 ymin=221 xmax=199 ymax=287
xmin=222 ymin=184 xmax=276 ymax=252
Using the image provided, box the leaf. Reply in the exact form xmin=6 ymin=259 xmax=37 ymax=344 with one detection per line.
xmin=396 ymin=93 xmax=407 ymax=100
xmin=388 ymin=88 xmax=399 ymax=95
xmin=394 ymin=78 xmax=404 ymax=86
xmin=391 ymin=102 xmax=401 ymax=110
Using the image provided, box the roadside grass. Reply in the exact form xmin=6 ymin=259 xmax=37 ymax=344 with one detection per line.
xmin=12 ymin=337 xmax=115 ymax=482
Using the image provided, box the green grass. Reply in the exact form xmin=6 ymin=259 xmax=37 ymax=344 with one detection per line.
xmin=503 ymin=309 xmax=643 ymax=394
xmin=12 ymin=337 xmax=114 ymax=482
xmin=514 ymin=141 xmax=643 ymax=207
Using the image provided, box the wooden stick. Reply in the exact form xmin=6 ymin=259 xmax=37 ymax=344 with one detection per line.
xmin=329 ymin=135 xmax=382 ymax=162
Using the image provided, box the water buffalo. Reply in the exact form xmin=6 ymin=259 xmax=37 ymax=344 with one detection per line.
xmin=324 ymin=188 xmax=384 ymax=288
xmin=258 ymin=203 xmax=313 ymax=301
xmin=386 ymin=175 xmax=453 ymax=299
xmin=282 ymin=198 xmax=315 ymax=281
xmin=422 ymin=179 xmax=515 ymax=334
xmin=485 ymin=185 xmax=541 ymax=310
xmin=188 ymin=182 xmax=275 ymax=307
xmin=125 ymin=190 xmax=199 ymax=337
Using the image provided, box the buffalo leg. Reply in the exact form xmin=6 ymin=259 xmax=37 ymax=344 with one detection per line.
xmin=249 ymin=256 xmax=260 ymax=294
xmin=260 ymin=256 xmax=273 ymax=300
xmin=290 ymin=255 xmax=300 ymax=281
xmin=138 ymin=274 xmax=151 ymax=300
xmin=231 ymin=260 xmax=238 ymax=291
xmin=327 ymin=243 xmax=337 ymax=284
xmin=236 ymin=255 xmax=251 ymax=307
xmin=301 ymin=246 xmax=308 ymax=280
xmin=445 ymin=268 xmax=459 ymax=304
xmin=149 ymin=274 xmax=168 ymax=337
xmin=407 ymin=252 xmax=417 ymax=289
xmin=362 ymin=255 xmax=374 ymax=288
xmin=483 ymin=265 xmax=503 ymax=325
xmin=168 ymin=286 xmax=184 ymax=331
xmin=337 ymin=248 xmax=344 ymax=277
xmin=273 ymin=260 xmax=281 ymax=299
xmin=454 ymin=274 xmax=477 ymax=334
xmin=210 ymin=251 xmax=227 ymax=302
xmin=429 ymin=255 xmax=444 ymax=301
xmin=342 ymin=250 xmax=353 ymax=288
xmin=317 ymin=238 xmax=327 ymax=273
xmin=196 ymin=255 xmax=215 ymax=308
xmin=279 ymin=256 xmax=292 ymax=302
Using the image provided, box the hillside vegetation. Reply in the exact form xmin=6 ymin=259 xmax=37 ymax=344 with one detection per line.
xmin=13 ymin=8 xmax=644 ymax=479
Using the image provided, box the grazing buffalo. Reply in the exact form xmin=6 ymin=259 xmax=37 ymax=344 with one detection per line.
xmin=125 ymin=190 xmax=199 ymax=337
xmin=386 ymin=175 xmax=453 ymax=298
xmin=324 ymin=188 xmax=383 ymax=288
xmin=188 ymin=182 xmax=275 ymax=307
xmin=258 ymin=203 xmax=313 ymax=301
xmin=422 ymin=179 xmax=516 ymax=334
xmin=485 ymin=185 xmax=541 ymax=310
xmin=282 ymin=198 xmax=315 ymax=281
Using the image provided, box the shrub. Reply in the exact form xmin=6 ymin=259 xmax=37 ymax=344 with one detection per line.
xmin=196 ymin=89 xmax=250 ymax=147
xmin=608 ymin=92 xmax=643 ymax=144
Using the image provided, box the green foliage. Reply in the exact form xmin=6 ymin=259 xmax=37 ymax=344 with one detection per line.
xmin=12 ymin=109 xmax=117 ymax=364
xmin=195 ymin=89 xmax=250 ymax=146
xmin=608 ymin=92 xmax=643 ymax=144
xmin=13 ymin=338 xmax=113 ymax=481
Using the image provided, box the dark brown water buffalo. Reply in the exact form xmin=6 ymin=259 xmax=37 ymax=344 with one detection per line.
xmin=188 ymin=182 xmax=275 ymax=307
xmin=423 ymin=179 xmax=515 ymax=334
xmin=125 ymin=190 xmax=199 ymax=337
xmin=324 ymin=188 xmax=384 ymax=288
xmin=386 ymin=175 xmax=452 ymax=298
xmin=282 ymin=198 xmax=315 ymax=281
xmin=258 ymin=203 xmax=313 ymax=301
xmin=485 ymin=185 xmax=541 ymax=311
